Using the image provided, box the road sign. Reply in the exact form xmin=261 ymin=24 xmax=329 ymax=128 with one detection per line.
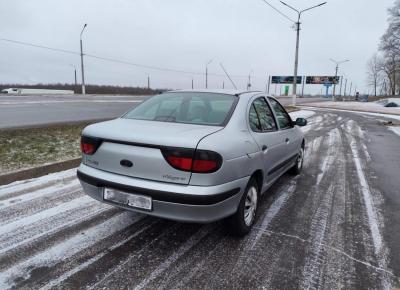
xmin=306 ymin=76 xmax=340 ymax=85
xmin=271 ymin=76 xmax=302 ymax=84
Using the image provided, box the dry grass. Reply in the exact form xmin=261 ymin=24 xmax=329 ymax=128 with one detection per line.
xmin=0 ymin=123 xmax=88 ymax=174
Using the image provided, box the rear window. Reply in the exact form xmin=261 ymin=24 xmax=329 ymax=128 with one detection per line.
xmin=123 ymin=92 xmax=237 ymax=126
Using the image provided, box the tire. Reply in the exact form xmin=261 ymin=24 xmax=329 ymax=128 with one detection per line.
xmin=226 ymin=178 xmax=259 ymax=236
xmin=289 ymin=146 xmax=304 ymax=175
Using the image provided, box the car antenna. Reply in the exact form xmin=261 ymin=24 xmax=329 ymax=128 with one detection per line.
xmin=219 ymin=62 xmax=238 ymax=90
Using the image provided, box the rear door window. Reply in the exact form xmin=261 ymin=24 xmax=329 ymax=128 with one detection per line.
xmin=249 ymin=97 xmax=277 ymax=132
xmin=268 ymin=98 xmax=293 ymax=130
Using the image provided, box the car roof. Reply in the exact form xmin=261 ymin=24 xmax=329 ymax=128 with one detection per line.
xmin=166 ymin=89 xmax=263 ymax=97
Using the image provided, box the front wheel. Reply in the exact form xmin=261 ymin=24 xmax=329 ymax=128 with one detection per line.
xmin=289 ymin=146 xmax=304 ymax=175
xmin=226 ymin=179 xmax=259 ymax=236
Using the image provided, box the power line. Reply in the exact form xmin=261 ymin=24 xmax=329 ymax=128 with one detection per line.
xmin=259 ymin=0 xmax=295 ymax=23
xmin=1 ymin=37 xmax=252 ymax=79
xmin=1 ymin=38 xmax=79 ymax=56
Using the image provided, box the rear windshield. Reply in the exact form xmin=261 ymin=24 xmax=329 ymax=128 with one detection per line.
xmin=123 ymin=92 xmax=237 ymax=126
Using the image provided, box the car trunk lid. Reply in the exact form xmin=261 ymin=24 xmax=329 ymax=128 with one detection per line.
xmin=82 ymin=118 xmax=222 ymax=185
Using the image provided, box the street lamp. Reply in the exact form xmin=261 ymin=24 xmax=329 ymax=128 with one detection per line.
xmin=330 ymin=58 xmax=350 ymax=101
xmin=80 ymin=24 xmax=87 ymax=95
xmin=206 ymin=60 xmax=212 ymax=89
xmin=69 ymin=64 xmax=77 ymax=94
xmin=280 ymin=1 xmax=327 ymax=105
xmin=247 ymin=70 xmax=253 ymax=91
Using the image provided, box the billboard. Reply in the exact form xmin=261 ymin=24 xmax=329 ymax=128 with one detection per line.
xmin=306 ymin=76 xmax=340 ymax=85
xmin=271 ymin=76 xmax=302 ymax=84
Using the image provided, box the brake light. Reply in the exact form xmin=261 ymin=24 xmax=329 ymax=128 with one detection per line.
xmin=166 ymin=156 xmax=193 ymax=171
xmin=80 ymin=136 xmax=102 ymax=155
xmin=162 ymin=148 xmax=222 ymax=173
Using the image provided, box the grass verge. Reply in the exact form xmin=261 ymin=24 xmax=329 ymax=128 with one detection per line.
xmin=0 ymin=123 xmax=90 ymax=174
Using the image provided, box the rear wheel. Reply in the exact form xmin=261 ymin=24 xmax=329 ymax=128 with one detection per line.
xmin=226 ymin=178 xmax=259 ymax=236
xmin=289 ymin=146 xmax=304 ymax=175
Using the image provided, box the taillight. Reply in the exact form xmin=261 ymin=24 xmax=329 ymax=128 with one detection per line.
xmin=161 ymin=148 xmax=222 ymax=173
xmin=80 ymin=136 xmax=102 ymax=155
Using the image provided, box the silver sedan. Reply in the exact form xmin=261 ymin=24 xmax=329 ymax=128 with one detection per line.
xmin=77 ymin=90 xmax=307 ymax=235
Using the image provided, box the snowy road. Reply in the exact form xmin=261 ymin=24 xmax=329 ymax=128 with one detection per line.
xmin=0 ymin=109 xmax=400 ymax=289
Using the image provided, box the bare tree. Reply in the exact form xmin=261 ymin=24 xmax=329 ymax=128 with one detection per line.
xmin=366 ymin=54 xmax=382 ymax=96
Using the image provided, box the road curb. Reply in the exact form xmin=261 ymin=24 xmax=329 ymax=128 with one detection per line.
xmin=0 ymin=158 xmax=81 ymax=186
xmin=300 ymin=105 xmax=400 ymax=116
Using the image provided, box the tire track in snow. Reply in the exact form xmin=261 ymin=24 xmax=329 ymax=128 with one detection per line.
xmin=133 ymin=225 xmax=215 ymax=290
xmin=0 ymin=212 xmax=143 ymax=289
xmin=249 ymin=179 xmax=298 ymax=250
xmin=0 ymin=179 xmax=80 ymax=209
xmin=40 ymin=220 xmax=157 ymax=290
xmin=300 ymin=128 xmax=342 ymax=289
xmin=0 ymin=168 xmax=77 ymax=199
xmin=316 ymin=128 xmax=340 ymax=185
xmin=0 ymin=188 xmax=83 ymax=225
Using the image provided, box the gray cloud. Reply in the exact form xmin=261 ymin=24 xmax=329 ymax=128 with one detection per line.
xmin=0 ymin=0 xmax=393 ymax=94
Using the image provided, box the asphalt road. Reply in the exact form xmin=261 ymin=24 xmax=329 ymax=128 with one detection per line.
xmin=0 ymin=94 xmax=326 ymax=129
xmin=0 ymin=95 xmax=149 ymax=129
xmin=1 ymin=109 xmax=399 ymax=289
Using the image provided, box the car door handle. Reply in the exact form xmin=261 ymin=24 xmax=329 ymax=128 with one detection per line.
xmin=262 ymin=145 xmax=268 ymax=151
xmin=285 ymin=138 xmax=290 ymax=143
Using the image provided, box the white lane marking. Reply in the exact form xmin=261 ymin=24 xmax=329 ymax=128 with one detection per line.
xmin=348 ymin=136 xmax=383 ymax=253
xmin=40 ymin=221 xmax=155 ymax=290
xmin=254 ymin=228 xmax=397 ymax=279
xmin=345 ymin=121 xmax=392 ymax=289
xmin=0 ymin=212 xmax=142 ymax=289
xmin=0 ymin=180 xmax=80 ymax=209
xmin=0 ymin=195 xmax=93 ymax=235
xmin=0 ymin=168 xmax=77 ymax=197
xmin=133 ymin=225 xmax=214 ymax=290
xmin=249 ymin=179 xmax=298 ymax=250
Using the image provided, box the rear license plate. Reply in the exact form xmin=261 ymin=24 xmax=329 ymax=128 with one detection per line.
xmin=103 ymin=188 xmax=152 ymax=211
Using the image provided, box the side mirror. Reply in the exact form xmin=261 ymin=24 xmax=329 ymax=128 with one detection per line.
xmin=295 ymin=117 xmax=307 ymax=127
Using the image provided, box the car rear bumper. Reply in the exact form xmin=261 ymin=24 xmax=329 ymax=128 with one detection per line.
xmin=77 ymin=163 xmax=249 ymax=223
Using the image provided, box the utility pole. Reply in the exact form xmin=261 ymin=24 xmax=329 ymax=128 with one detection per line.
xmin=192 ymin=78 xmax=194 ymax=89
xmin=339 ymin=75 xmax=343 ymax=96
xmin=349 ymin=82 xmax=353 ymax=98
xmin=70 ymin=64 xmax=77 ymax=94
xmin=344 ymin=79 xmax=348 ymax=99
xmin=301 ymin=75 xmax=305 ymax=97
xmin=222 ymin=81 xmax=225 ymax=89
xmin=330 ymin=59 xmax=349 ymax=101
xmin=267 ymin=75 xmax=271 ymax=94
xmin=147 ymin=75 xmax=150 ymax=89
xmin=80 ymin=24 xmax=87 ymax=95
xmin=206 ymin=60 xmax=212 ymax=89
xmin=279 ymin=1 xmax=327 ymax=106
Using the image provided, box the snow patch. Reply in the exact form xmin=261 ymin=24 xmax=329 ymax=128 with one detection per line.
xmin=289 ymin=110 xmax=316 ymax=120
xmin=388 ymin=126 xmax=400 ymax=137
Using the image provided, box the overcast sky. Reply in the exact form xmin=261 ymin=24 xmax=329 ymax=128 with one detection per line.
xmin=0 ymin=0 xmax=394 ymax=94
